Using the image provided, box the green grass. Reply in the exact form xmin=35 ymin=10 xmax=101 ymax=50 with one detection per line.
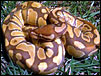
xmin=1 ymin=1 xmax=100 ymax=75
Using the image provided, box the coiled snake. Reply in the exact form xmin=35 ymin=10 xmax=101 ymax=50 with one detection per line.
xmin=2 ymin=1 xmax=100 ymax=75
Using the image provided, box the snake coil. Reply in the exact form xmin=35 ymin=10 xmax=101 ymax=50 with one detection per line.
xmin=2 ymin=1 xmax=100 ymax=75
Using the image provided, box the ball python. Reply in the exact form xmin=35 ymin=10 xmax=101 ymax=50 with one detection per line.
xmin=2 ymin=1 xmax=100 ymax=75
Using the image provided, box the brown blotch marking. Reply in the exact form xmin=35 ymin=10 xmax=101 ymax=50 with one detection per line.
xmin=38 ymin=17 xmax=47 ymax=26
xmin=67 ymin=24 xmax=74 ymax=38
xmin=74 ymin=41 xmax=85 ymax=49
xmin=67 ymin=45 xmax=85 ymax=58
xmin=10 ymin=37 xmax=25 ymax=46
xmin=16 ymin=53 xmax=22 ymax=60
xmin=50 ymin=18 xmax=59 ymax=24
xmin=55 ymin=38 xmax=61 ymax=44
xmin=2 ymin=24 xmax=8 ymax=33
xmin=94 ymin=29 xmax=100 ymax=45
xmin=63 ymin=12 xmax=75 ymax=26
xmin=16 ymin=61 xmax=25 ymax=69
xmin=81 ymin=33 xmax=90 ymax=42
xmin=74 ymin=28 xmax=81 ymax=37
xmin=11 ymin=31 xmax=24 ymax=36
xmin=42 ymin=42 xmax=54 ymax=48
xmin=8 ymin=22 xmax=21 ymax=30
xmin=55 ymin=23 xmax=66 ymax=33
xmin=88 ymin=49 xmax=98 ymax=56
xmin=37 ymin=48 xmax=46 ymax=60
xmin=31 ymin=2 xmax=41 ymax=8
xmin=39 ymin=67 xmax=58 ymax=75
xmin=44 ymin=14 xmax=48 ymax=20
xmin=41 ymin=9 xmax=47 ymax=13
xmin=76 ymin=19 xmax=83 ymax=27
xmin=38 ymin=62 xmax=48 ymax=73
xmin=46 ymin=48 xmax=54 ymax=58
xmin=52 ymin=7 xmax=62 ymax=18
xmin=16 ymin=43 xmax=35 ymax=68
xmin=5 ymin=38 xmax=9 ymax=47
xmin=28 ymin=8 xmax=38 ymax=25
xmin=9 ymin=50 xmax=13 ymax=59
xmin=53 ymin=45 xmax=63 ymax=65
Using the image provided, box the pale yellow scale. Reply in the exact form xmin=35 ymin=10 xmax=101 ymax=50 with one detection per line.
xmin=38 ymin=62 xmax=48 ymax=73
xmin=41 ymin=9 xmax=47 ymax=13
xmin=52 ymin=7 xmax=62 ymax=18
xmin=8 ymin=50 xmax=14 ymax=59
xmin=11 ymin=31 xmax=24 ymax=36
xmin=74 ymin=28 xmax=81 ymax=37
xmin=13 ymin=10 xmax=24 ymax=27
xmin=94 ymin=29 xmax=100 ymax=45
xmin=38 ymin=17 xmax=47 ymax=26
xmin=67 ymin=24 xmax=74 ymax=38
xmin=46 ymin=48 xmax=54 ymax=58
xmin=42 ymin=42 xmax=54 ymax=48
xmin=11 ymin=16 xmax=22 ymax=27
xmin=44 ymin=14 xmax=48 ymax=19
xmin=8 ymin=22 xmax=21 ymax=31
xmin=31 ymin=2 xmax=42 ymax=8
xmin=10 ymin=37 xmax=25 ymax=46
xmin=27 ymin=9 xmax=38 ymax=25
xmin=55 ymin=23 xmax=66 ymax=33
xmin=63 ymin=12 xmax=75 ymax=26
xmin=16 ymin=53 xmax=22 ymax=60
xmin=74 ymin=41 xmax=85 ymax=49
xmin=53 ymin=45 xmax=63 ymax=65
xmin=16 ymin=43 xmax=35 ymax=68
xmin=2 ymin=24 xmax=8 ymax=33
xmin=37 ymin=48 xmax=46 ymax=60
xmin=76 ymin=19 xmax=83 ymax=27
xmin=5 ymin=38 xmax=9 ymax=47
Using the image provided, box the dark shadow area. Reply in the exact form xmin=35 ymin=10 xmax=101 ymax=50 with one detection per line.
xmin=0 ymin=26 xmax=10 ymax=62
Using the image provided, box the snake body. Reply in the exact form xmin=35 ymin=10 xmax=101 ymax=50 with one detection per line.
xmin=61 ymin=12 xmax=100 ymax=58
xmin=2 ymin=1 xmax=100 ymax=75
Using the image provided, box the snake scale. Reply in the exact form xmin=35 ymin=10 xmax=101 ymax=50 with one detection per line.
xmin=2 ymin=1 xmax=100 ymax=75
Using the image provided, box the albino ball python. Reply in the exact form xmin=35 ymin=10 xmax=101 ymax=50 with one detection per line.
xmin=2 ymin=1 xmax=100 ymax=75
